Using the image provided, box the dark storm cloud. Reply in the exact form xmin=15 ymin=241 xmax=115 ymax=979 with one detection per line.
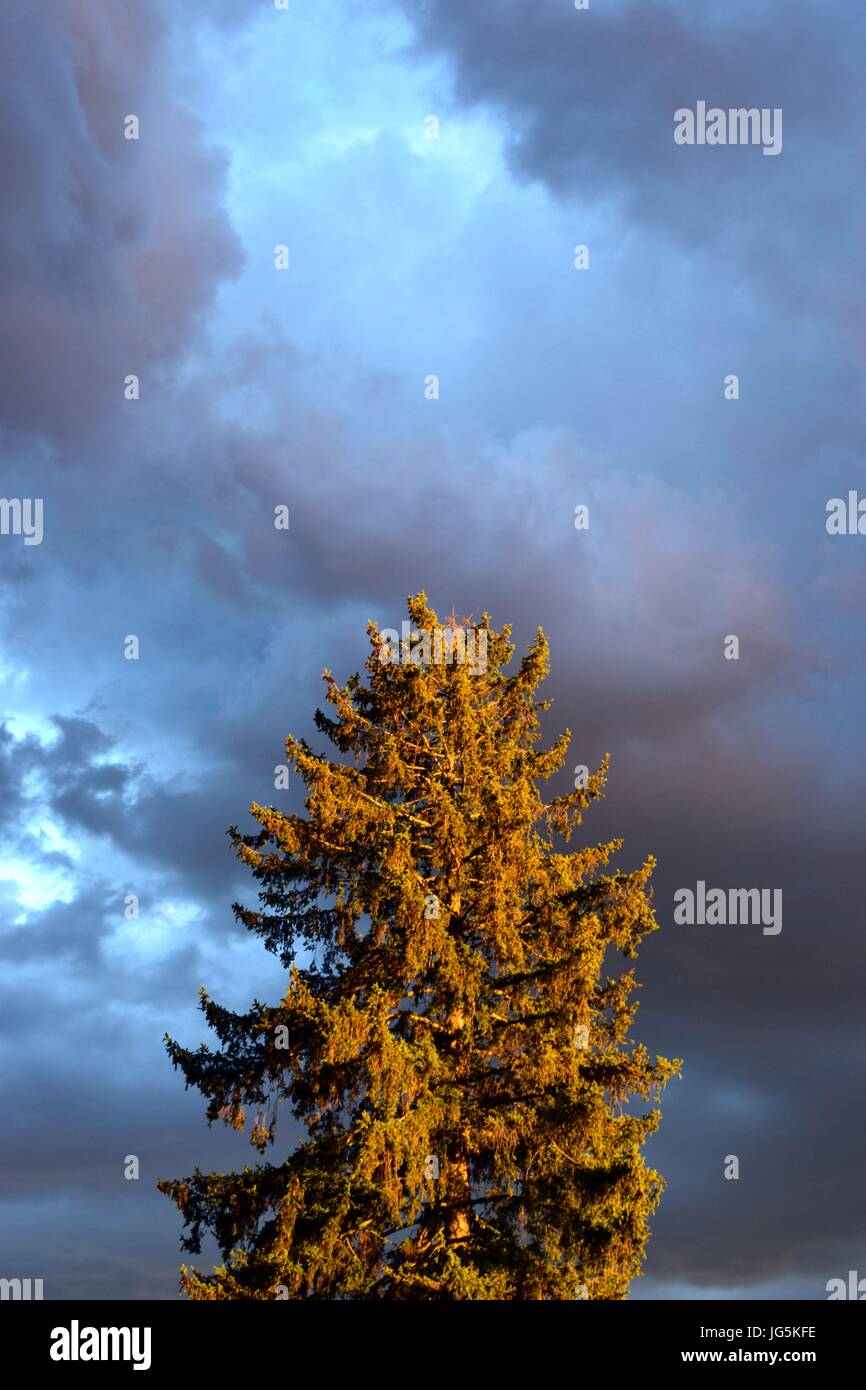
xmin=642 ymin=1023 xmax=866 ymax=1296
xmin=578 ymin=737 xmax=866 ymax=1293
xmin=0 ymin=724 xmax=29 ymax=832
xmin=1 ymin=884 xmax=120 ymax=970
xmin=0 ymin=717 xmax=300 ymax=1300
xmin=0 ymin=715 xmax=252 ymax=945
xmin=0 ymin=0 xmax=243 ymax=442
xmin=0 ymin=711 xmax=291 ymax=919
xmin=0 ymin=714 xmax=136 ymax=840
xmin=402 ymin=0 xmax=866 ymax=319
xmin=177 ymin=400 xmax=813 ymax=747
xmin=0 ymin=974 xmax=301 ymax=1299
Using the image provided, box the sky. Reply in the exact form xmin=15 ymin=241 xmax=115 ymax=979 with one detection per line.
xmin=1 ymin=0 xmax=864 ymax=1300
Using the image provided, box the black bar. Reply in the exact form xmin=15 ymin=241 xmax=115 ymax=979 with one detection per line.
xmin=6 ymin=1299 xmax=859 ymax=1376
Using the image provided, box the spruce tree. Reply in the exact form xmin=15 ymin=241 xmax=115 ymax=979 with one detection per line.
xmin=159 ymin=593 xmax=680 ymax=1299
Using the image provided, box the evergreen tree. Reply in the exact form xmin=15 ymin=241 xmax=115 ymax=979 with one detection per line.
xmin=159 ymin=593 xmax=680 ymax=1299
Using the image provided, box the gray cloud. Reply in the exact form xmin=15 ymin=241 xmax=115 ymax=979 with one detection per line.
xmin=0 ymin=0 xmax=243 ymax=442
xmin=401 ymin=0 xmax=866 ymax=323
